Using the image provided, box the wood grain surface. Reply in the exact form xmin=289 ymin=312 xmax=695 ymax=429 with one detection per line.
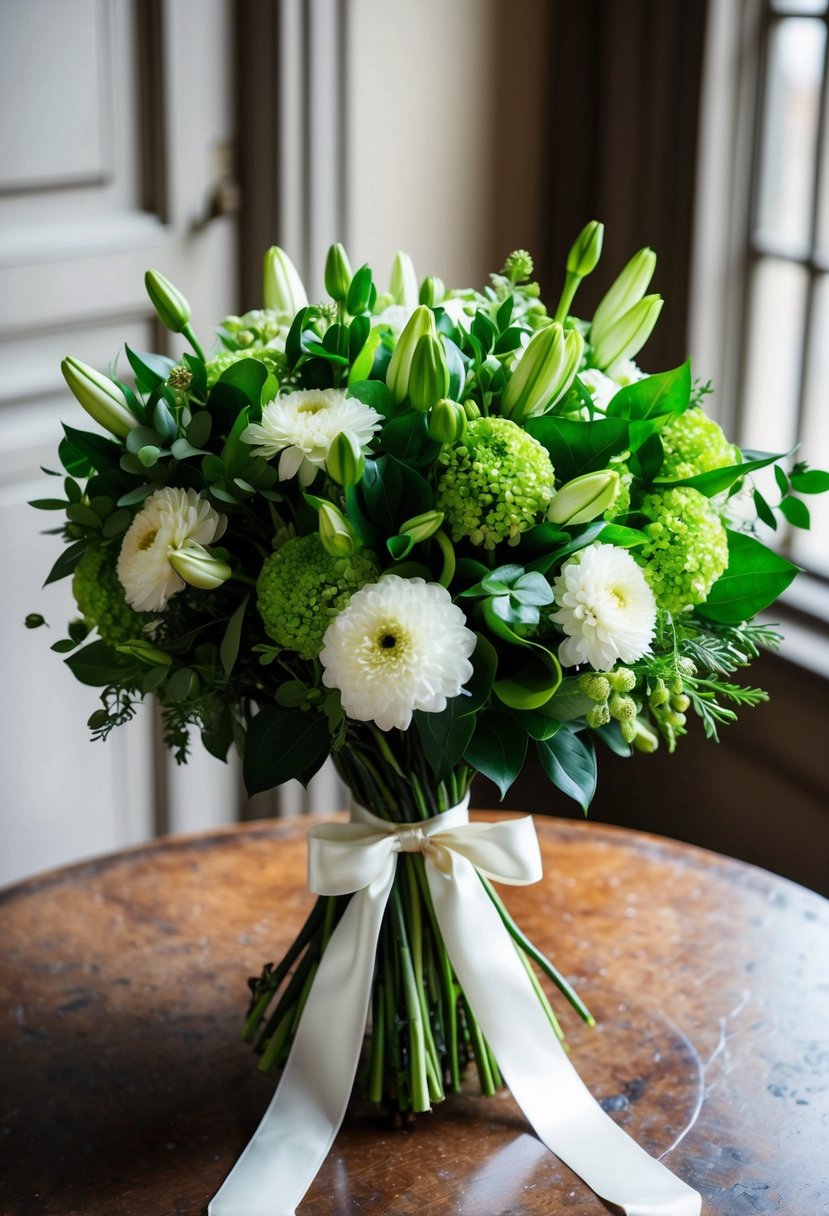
xmin=1 ymin=814 xmax=827 ymax=1215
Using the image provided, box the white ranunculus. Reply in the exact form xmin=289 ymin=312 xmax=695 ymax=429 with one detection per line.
xmin=551 ymin=543 xmax=656 ymax=671
xmin=117 ymin=487 xmax=227 ymax=612
xmin=241 ymin=389 xmax=382 ymax=485
xmin=319 ymin=576 xmax=477 ymax=732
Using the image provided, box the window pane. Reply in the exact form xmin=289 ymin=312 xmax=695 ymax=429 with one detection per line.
xmin=741 ymin=258 xmax=809 ymax=455
xmin=817 ymin=50 xmax=829 ymax=253
xmin=791 ymin=275 xmax=829 ymax=576
xmin=770 ymin=1 xmax=827 ymax=13
xmin=756 ymin=18 xmax=825 ymax=246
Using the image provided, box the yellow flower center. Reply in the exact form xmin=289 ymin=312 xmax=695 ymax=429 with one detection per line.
xmin=370 ymin=622 xmax=409 ymax=668
xmin=137 ymin=527 xmax=159 ymax=552
xmin=297 ymin=398 xmax=329 ymax=416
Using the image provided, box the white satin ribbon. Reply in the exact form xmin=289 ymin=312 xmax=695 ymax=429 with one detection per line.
xmin=210 ymin=803 xmax=700 ymax=1216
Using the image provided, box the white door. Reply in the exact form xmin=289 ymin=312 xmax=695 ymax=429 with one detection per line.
xmin=0 ymin=0 xmax=239 ymax=883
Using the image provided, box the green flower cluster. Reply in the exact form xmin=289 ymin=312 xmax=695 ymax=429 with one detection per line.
xmin=206 ymin=346 xmax=285 ymax=388
xmin=636 ymin=487 xmax=728 ymax=614
xmin=659 ymin=408 xmax=737 ymax=480
xmin=221 ymin=309 xmax=287 ymax=347
xmin=435 ymin=417 xmax=555 ymax=548
xmin=72 ymin=544 xmax=140 ymax=645
xmin=257 ymin=534 xmax=380 ymax=659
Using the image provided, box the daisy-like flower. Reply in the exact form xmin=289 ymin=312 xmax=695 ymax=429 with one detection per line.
xmin=551 ymin=543 xmax=657 ymax=671
xmin=241 ymin=388 xmax=382 ymax=485
xmin=320 ymin=576 xmax=477 ymax=731
xmin=117 ymin=487 xmax=227 ymax=612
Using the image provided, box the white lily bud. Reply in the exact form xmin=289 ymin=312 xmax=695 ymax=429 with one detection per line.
xmin=547 ymin=470 xmax=621 ymax=526
xmin=169 ymin=541 xmax=231 ymax=590
xmin=591 ymin=294 xmax=663 ymax=372
xmin=61 ymin=357 xmax=139 ymax=438
xmin=591 ymin=247 xmax=657 ymax=347
xmin=318 ymin=501 xmax=358 ymax=558
xmin=263 ymin=246 xmax=308 ymax=314
xmin=501 ymin=323 xmax=584 ymax=423
xmin=389 ymin=251 xmax=419 ymax=310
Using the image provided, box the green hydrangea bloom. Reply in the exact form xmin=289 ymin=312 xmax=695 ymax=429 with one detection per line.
xmin=435 ymin=417 xmax=554 ymax=548
xmin=206 ymin=346 xmax=285 ymax=388
xmin=257 ymin=534 xmax=380 ymax=658
xmin=220 ymin=309 xmax=289 ymax=347
xmin=636 ymin=487 xmax=728 ymax=614
xmin=659 ymin=408 xmax=738 ymax=480
xmin=72 ymin=544 xmax=141 ymax=644
xmin=604 ymin=461 xmax=632 ymax=519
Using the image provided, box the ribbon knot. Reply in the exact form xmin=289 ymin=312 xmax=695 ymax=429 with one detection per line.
xmin=394 ymin=824 xmax=428 ymax=853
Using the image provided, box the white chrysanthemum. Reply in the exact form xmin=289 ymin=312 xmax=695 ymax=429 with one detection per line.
xmin=551 ymin=543 xmax=657 ymax=671
xmin=319 ymin=576 xmax=477 ymax=731
xmin=117 ymin=487 xmax=227 ymax=612
xmin=371 ymin=303 xmax=415 ymax=333
xmin=241 ymin=389 xmax=382 ymax=485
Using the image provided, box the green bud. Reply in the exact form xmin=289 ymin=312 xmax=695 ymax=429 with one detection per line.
xmin=620 ymin=717 xmax=637 ymax=744
xmin=500 ymin=323 xmax=584 ymax=423
xmin=579 ymin=674 xmax=611 ymax=702
xmin=677 ymin=657 xmax=697 ymax=678
xmin=168 ymin=365 xmax=193 ymax=391
xmin=61 ymin=356 xmax=138 ymax=439
xmin=607 ymin=667 xmax=636 ymax=693
xmin=671 ymin=693 xmax=690 ymax=713
xmin=408 ymin=334 xmax=450 ymax=412
xmin=144 ymin=269 xmax=191 ymax=333
xmin=263 ymin=246 xmax=308 ymax=313
xmin=324 ymin=242 xmax=352 ymax=303
xmin=666 ymin=710 xmax=687 ymax=728
xmin=386 ymin=305 xmax=437 ymax=404
xmin=591 ymin=294 xmax=663 ymax=372
xmin=463 ymin=399 xmax=482 ymax=421
xmin=115 ymin=639 xmax=173 ymax=666
xmin=609 ymin=693 xmax=637 ymax=721
xmin=566 ymin=221 xmax=604 ymax=278
xmin=25 ymin=613 xmax=46 ymax=629
xmin=631 ymin=719 xmax=659 ymax=753
xmin=428 ymin=398 xmax=467 ymax=444
xmin=502 ymin=250 xmax=534 ymax=283
xmin=587 ymin=703 xmax=611 ymax=728
xmin=649 ymin=679 xmax=669 ymax=707
xmin=326 ymin=430 xmax=366 ymax=487
xmin=670 ymin=675 xmax=684 ymax=695
xmin=318 ymin=501 xmax=358 ymax=558
xmin=399 ymin=509 xmax=444 ymax=544
xmin=389 ymin=251 xmax=418 ymax=309
xmin=419 ymin=276 xmax=445 ymax=307
xmin=346 ymin=264 xmax=375 ymax=315
xmin=168 ymin=542 xmax=231 ymax=590
xmin=548 ymin=469 xmax=620 ymax=526
xmin=591 ymin=247 xmax=657 ymax=346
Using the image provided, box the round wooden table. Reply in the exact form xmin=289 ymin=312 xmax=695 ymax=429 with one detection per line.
xmin=1 ymin=814 xmax=827 ymax=1214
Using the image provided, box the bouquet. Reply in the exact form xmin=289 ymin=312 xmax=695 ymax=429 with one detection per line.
xmin=30 ymin=223 xmax=828 ymax=1213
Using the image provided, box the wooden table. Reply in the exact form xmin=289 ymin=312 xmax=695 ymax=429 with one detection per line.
xmin=1 ymin=815 xmax=827 ymax=1215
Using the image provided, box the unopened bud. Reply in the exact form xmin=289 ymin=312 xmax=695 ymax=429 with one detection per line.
xmin=579 ymin=674 xmax=611 ymax=702
xmin=389 ymin=251 xmax=419 ymax=309
xmin=502 ymin=250 xmax=534 ymax=283
xmin=631 ymin=719 xmax=659 ymax=753
xmin=168 ymin=542 xmax=231 ymax=590
xmin=398 ymin=509 xmax=444 ymax=544
xmin=326 ymin=430 xmax=366 ymax=487
xmin=671 ymin=693 xmax=690 ymax=713
xmin=324 ymin=243 xmax=352 ymax=303
xmin=463 ymin=399 xmax=482 ymax=420
xmin=591 ymin=247 xmax=657 ymax=345
xmin=591 ymin=294 xmax=663 ymax=372
xmin=408 ymin=334 xmax=450 ymax=412
xmin=566 ymin=221 xmax=604 ymax=278
xmin=620 ymin=717 xmax=637 ymax=744
xmin=607 ymin=667 xmax=636 ymax=693
xmin=649 ymin=680 xmax=670 ymax=708
xmin=428 ymin=398 xmax=467 ymax=443
xmin=115 ymin=639 xmax=173 ymax=665
xmin=609 ymin=693 xmax=637 ymax=721
xmin=548 ymin=469 xmax=620 ymax=526
xmin=263 ymin=246 xmax=308 ymax=313
xmin=419 ymin=276 xmax=445 ymax=307
xmin=346 ymin=264 xmax=375 ymax=315
xmin=318 ymin=501 xmax=358 ymax=558
xmin=587 ymin=703 xmax=611 ymax=728
xmin=145 ymin=269 xmax=191 ymax=333
xmin=501 ymin=322 xmax=584 ymax=422
xmin=61 ymin=356 xmax=138 ymax=438
xmin=386 ymin=305 xmax=437 ymax=404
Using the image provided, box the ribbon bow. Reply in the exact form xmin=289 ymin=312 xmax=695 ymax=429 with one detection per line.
xmin=210 ymin=804 xmax=700 ymax=1216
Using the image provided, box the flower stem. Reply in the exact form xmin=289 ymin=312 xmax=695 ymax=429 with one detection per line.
xmin=391 ymin=885 xmax=430 ymax=1112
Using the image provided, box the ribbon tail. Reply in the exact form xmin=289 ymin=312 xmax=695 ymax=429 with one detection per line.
xmin=426 ymin=854 xmax=702 ymax=1216
xmin=209 ymin=860 xmax=396 ymax=1216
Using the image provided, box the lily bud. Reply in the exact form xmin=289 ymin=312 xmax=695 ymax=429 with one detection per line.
xmin=326 ymin=430 xmax=366 ymax=487
xmin=115 ymin=639 xmax=173 ymax=666
xmin=428 ymin=398 xmax=467 ymax=443
xmin=398 ymin=509 xmax=444 ymax=544
xmin=547 ymin=470 xmax=621 ymax=526
xmin=318 ymin=501 xmax=358 ymax=558
xmin=631 ymin=719 xmax=659 ymax=754
xmin=144 ymin=269 xmax=191 ymax=334
xmin=500 ymin=323 xmax=584 ymax=423
xmin=591 ymin=247 xmax=657 ymax=346
xmin=386 ymin=305 xmax=437 ymax=404
xmin=324 ymin=242 xmax=353 ymax=303
xmin=419 ymin=275 xmax=445 ymax=307
xmin=591 ymin=294 xmax=663 ymax=372
xmin=61 ymin=356 xmax=139 ymax=438
xmin=168 ymin=542 xmax=231 ymax=590
xmin=408 ymin=334 xmax=450 ymax=412
xmin=389 ymin=251 xmax=419 ymax=309
xmin=346 ymin=264 xmax=375 ymax=315
xmin=566 ymin=220 xmax=604 ymax=278
xmin=263 ymin=246 xmax=308 ymax=313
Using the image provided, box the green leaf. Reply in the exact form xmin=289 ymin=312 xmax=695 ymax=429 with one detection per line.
xmin=347 ymin=379 xmax=395 ymax=416
xmin=29 ymin=498 xmax=70 ymax=510
xmin=387 ymin=534 xmax=414 ymax=560
xmin=220 ymin=595 xmax=249 ymax=677
xmin=515 ymin=711 xmax=561 ymax=741
xmin=655 ymin=449 xmax=790 ymax=498
xmin=779 ymin=495 xmax=810 ymax=529
xmin=606 ymin=361 xmax=691 ymax=421
xmin=594 ymin=723 xmax=631 ymax=757
xmin=66 ymin=503 xmax=103 ymax=530
xmin=221 ymin=405 xmax=252 ymax=478
xmin=62 ymin=424 xmax=122 ymax=473
xmin=217 ymin=356 xmax=269 ymax=405
xmin=64 ymin=640 xmax=133 ymax=686
xmin=125 ymin=346 xmax=176 ymax=392
xmin=459 ymin=633 xmax=498 ymax=715
xmin=444 ymin=336 xmax=467 ymax=400
xmin=463 ymin=711 xmax=527 ymax=799
xmin=526 ymin=416 xmax=629 ymax=483
xmin=790 ymin=467 xmax=829 ymax=494
xmin=527 ymin=520 xmax=606 ymax=575
xmin=753 ymin=490 xmax=777 ymax=530
xmin=696 ymin=530 xmax=800 ymax=623
xmin=117 ymin=483 xmax=156 ymax=507
xmin=243 ymin=706 xmax=330 ymax=796
xmin=774 ymin=464 xmax=789 ymax=496
xmin=540 ymin=677 xmax=594 ymax=722
xmin=414 ymin=700 xmax=476 ymax=782
xmin=43 ymin=539 xmax=87 ymax=585
xmin=187 ymin=410 xmax=213 ymax=448
xmin=537 ymin=730 xmax=597 ymax=812
xmin=492 ymin=642 xmax=562 ymax=710
xmin=597 ymin=524 xmax=647 ymax=548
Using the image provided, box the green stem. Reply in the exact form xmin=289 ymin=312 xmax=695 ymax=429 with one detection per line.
xmin=242 ymin=897 xmax=326 ymax=1042
xmin=553 ymin=271 xmax=580 ymax=325
xmin=462 ymin=996 xmax=495 ymax=1095
xmin=434 ymin=529 xmax=456 ymax=588
xmin=517 ymin=946 xmax=565 ymax=1043
xmin=391 ymin=886 xmax=430 ymax=1112
xmin=413 ymin=856 xmax=460 ymax=1091
xmin=182 ymin=322 xmax=206 ymax=363
xmin=369 ymin=979 xmax=386 ymax=1103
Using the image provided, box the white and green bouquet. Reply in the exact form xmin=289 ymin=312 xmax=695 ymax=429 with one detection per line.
xmin=30 ymin=224 xmax=828 ymax=1212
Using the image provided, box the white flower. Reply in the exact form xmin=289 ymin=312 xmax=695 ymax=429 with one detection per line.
xmin=320 ymin=576 xmax=477 ymax=731
xmin=580 ymin=361 xmax=646 ymax=412
xmin=241 ymin=388 xmax=382 ymax=485
xmin=117 ymin=487 xmax=227 ymax=612
xmin=371 ymin=303 xmax=415 ymax=334
xmin=551 ymin=543 xmax=656 ymax=671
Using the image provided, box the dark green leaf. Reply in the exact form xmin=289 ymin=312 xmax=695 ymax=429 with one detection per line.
xmin=29 ymin=498 xmax=69 ymax=510
xmin=125 ymin=346 xmax=176 ymax=391
xmin=774 ymin=464 xmax=789 ymax=496
xmin=753 ymin=490 xmax=777 ymax=530
xmin=696 ymin=530 xmax=799 ymax=623
xmin=414 ymin=700 xmax=476 ymax=782
xmin=790 ymin=467 xmax=829 ymax=494
xmin=463 ymin=711 xmax=527 ymax=799
xmin=66 ymin=503 xmax=102 ymax=529
xmin=459 ymin=633 xmax=498 ymax=715
xmin=594 ymin=723 xmax=631 ymax=757
xmin=540 ymin=677 xmax=594 ymax=722
xmin=243 ymin=706 xmax=330 ymax=796
xmin=51 ymin=638 xmax=79 ymax=654
xmin=655 ymin=449 xmax=790 ymax=498
xmin=217 ymin=356 xmax=269 ymax=405
xmin=537 ymin=729 xmax=597 ymax=812
xmin=220 ymin=596 xmax=249 ymax=676
xmin=526 ymin=416 xmax=629 ymax=483
xmin=62 ymin=424 xmax=122 ymax=473
xmin=779 ymin=495 xmax=810 ymax=529
xmin=117 ymin=483 xmax=156 ymax=507
xmin=43 ymin=539 xmax=87 ymax=585
xmin=64 ymin=640 xmax=133 ymax=686
xmin=347 ymin=379 xmax=395 ymax=416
